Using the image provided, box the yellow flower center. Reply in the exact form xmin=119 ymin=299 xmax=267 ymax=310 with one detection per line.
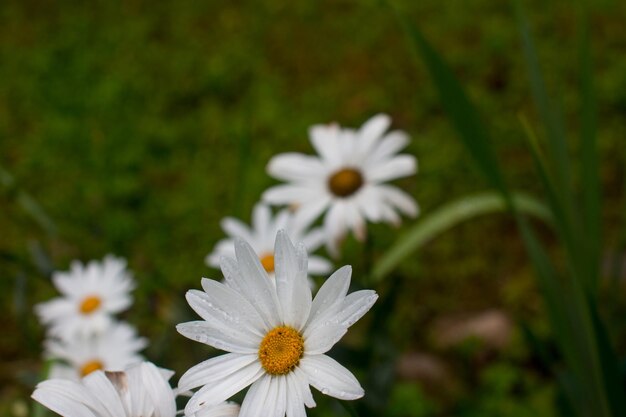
xmin=79 ymin=295 xmax=102 ymax=314
xmin=260 ymin=253 xmax=275 ymax=273
xmin=80 ymin=360 xmax=104 ymax=377
xmin=258 ymin=326 xmax=304 ymax=375
xmin=328 ymin=168 xmax=364 ymax=198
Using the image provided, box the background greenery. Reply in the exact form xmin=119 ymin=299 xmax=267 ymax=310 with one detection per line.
xmin=1 ymin=0 xmax=624 ymax=416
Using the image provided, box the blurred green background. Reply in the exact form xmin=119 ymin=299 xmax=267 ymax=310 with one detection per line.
xmin=1 ymin=0 xmax=625 ymax=416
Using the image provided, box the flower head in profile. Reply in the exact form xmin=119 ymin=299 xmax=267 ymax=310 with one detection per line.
xmin=177 ymin=231 xmax=378 ymax=417
xmin=263 ymin=114 xmax=418 ymax=255
xmin=45 ymin=321 xmax=147 ymax=381
xmin=35 ymin=255 xmax=135 ymax=339
xmin=32 ymin=361 xmax=240 ymax=417
xmin=206 ymin=203 xmax=332 ymax=278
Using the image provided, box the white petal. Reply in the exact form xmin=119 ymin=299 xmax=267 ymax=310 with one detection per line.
xmin=221 ymin=218 xmax=255 ymax=244
xmin=82 ymin=371 xmax=126 ymax=417
xmin=138 ymin=363 xmax=176 ymax=417
xmin=274 ymin=232 xmax=312 ymax=330
xmin=252 ymin=203 xmax=271 ymax=241
xmin=263 ymin=185 xmax=318 ymax=205
xmin=323 ymin=202 xmax=347 ymax=257
xmin=233 ymin=240 xmax=281 ymax=325
xmin=304 ymin=324 xmax=347 ymax=355
xmin=176 ymin=321 xmax=258 ymax=354
xmin=285 ymin=371 xmax=308 ymax=417
xmin=186 ymin=289 xmax=263 ymax=340
xmin=220 ymin=255 xmax=279 ymax=331
xmin=178 ymin=353 xmax=258 ymax=393
xmin=267 ymin=153 xmax=327 ymax=182
xmin=32 ymin=380 xmax=105 ymax=417
xmin=194 ymin=402 xmax=241 ymax=417
xmin=299 ymin=355 xmax=364 ymax=400
xmin=185 ymin=362 xmax=264 ymax=415
xmin=365 ymin=130 xmax=410 ymax=166
xmin=336 ymin=290 xmax=378 ymax=328
xmin=366 ymin=155 xmax=417 ymax=182
xmin=378 ymin=185 xmax=419 ymax=217
xmin=356 ymin=114 xmax=390 ymax=160
xmin=291 ymin=196 xmax=331 ymax=232
xmin=292 ymin=367 xmax=316 ymax=408
xmin=306 ymin=266 xmax=352 ymax=331
xmin=307 ymin=256 xmax=333 ymax=276
xmin=343 ymin=202 xmax=367 ymax=242
xmin=200 ymin=278 xmax=269 ymax=336
xmin=298 ymin=227 xmax=325 ymax=252
xmin=238 ymin=374 xmax=272 ymax=417
xmin=354 ymin=187 xmax=384 ymax=222
xmin=309 ymin=124 xmax=342 ymax=167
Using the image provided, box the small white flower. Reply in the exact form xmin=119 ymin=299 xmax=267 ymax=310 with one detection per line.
xmin=45 ymin=321 xmax=148 ymax=380
xmin=206 ymin=203 xmax=332 ymax=278
xmin=32 ymin=361 xmax=239 ymax=417
xmin=177 ymin=231 xmax=378 ymax=417
xmin=263 ymin=113 xmax=418 ymax=255
xmin=35 ymin=255 xmax=135 ymax=339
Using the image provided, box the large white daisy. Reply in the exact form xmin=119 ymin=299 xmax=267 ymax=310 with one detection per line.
xmin=45 ymin=321 xmax=147 ymax=381
xmin=263 ymin=113 xmax=418 ymax=255
xmin=206 ymin=203 xmax=332 ymax=278
xmin=31 ymin=361 xmax=240 ymax=417
xmin=177 ymin=231 xmax=378 ymax=417
xmin=35 ymin=255 xmax=135 ymax=339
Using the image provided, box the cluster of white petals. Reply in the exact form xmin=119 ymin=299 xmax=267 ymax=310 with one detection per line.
xmin=206 ymin=203 xmax=332 ymax=278
xmin=263 ymin=114 xmax=418 ymax=255
xmin=35 ymin=255 xmax=146 ymax=380
xmin=178 ymin=232 xmax=377 ymax=417
xmin=32 ymin=361 xmax=240 ymax=417
xmin=36 ymin=255 xmax=135 ymax=339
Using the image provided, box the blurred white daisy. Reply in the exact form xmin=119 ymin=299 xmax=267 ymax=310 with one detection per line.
xmin=177 ymin=232 xmax=378 ymax=417
xmin=206 ymin=203 xmax=332 ymax=278
xmin=45 ymin=321 xmax=148 ymax=380
xmin=35 ymin=255 xmax=135 ymax=339
xmin=263 ymin=113 xmax=418 ymax=255
xmin=32 ymin=362 xmax=176 ymax=417
xmin=33 ymin=361 xmax=239 ymax=417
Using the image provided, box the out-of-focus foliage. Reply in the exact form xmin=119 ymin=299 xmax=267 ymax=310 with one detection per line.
xmin=1 ymin=0 xmax=625 ymax=416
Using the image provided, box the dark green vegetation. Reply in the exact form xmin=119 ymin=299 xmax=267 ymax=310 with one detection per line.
xmin=1 ymin=1 xmax=625 ymax=416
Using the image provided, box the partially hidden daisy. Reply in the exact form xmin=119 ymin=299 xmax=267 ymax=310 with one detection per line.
xmin=31 ymin=361 xmax=240 ymax=417
xmin=206 ymin=203 xmax=332 ymax=278
xmin=45 ymin=321 xmax=147 ymax=381
xmin=35 ymin=255 xmax=135 ymax=339
xmin=177 ymin=231 xmax=378 ymax=417
xmin=263 ymin=113 xmax=418 ymax=255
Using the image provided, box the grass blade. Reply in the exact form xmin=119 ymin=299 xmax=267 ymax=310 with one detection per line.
xmin=371 ymin=191 xmax=551 ymax=281
xmin=392 ymin=6 xmax=510 ymax=201
xmin=577 ymin=2 xmax=601 ymax=290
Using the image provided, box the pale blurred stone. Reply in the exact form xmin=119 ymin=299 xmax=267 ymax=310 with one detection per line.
xmin=431 ymin=309 xmax=512 ymax=350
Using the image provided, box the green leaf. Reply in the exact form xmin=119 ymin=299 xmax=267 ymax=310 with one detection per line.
xmin=371 ymin=191 xmax=551 ymax=282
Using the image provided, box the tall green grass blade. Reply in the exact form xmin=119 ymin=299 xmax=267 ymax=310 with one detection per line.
xmin=372 ymin=191 xmax=551 ymax=281
xmin=392 ymin=7 xmax=510 ymax=201
xmin=577 ymin=2 xmax=601 ymax=290
xmin=392 ymin=4 xmax=623 ymax=415
xmin=512 ymin=0 xmax=594 ymax=293
xmin=512 ymin=0 xmax=572 ymax=203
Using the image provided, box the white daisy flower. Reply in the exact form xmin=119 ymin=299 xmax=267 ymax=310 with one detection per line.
xmin=45 ymin=321 xmax=148 ymax=380
xmin=32 ymin=361 xmax=241 ymax=417
xmin=263 ymin=113 xmax=418 ymax=255
xmin=177 ymin=231 xmax=378 ymax=417
xmin=35 ymin=255 xmax=135 ymax=339
xmin=206 ymin=203 xmax=332 ymax=278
